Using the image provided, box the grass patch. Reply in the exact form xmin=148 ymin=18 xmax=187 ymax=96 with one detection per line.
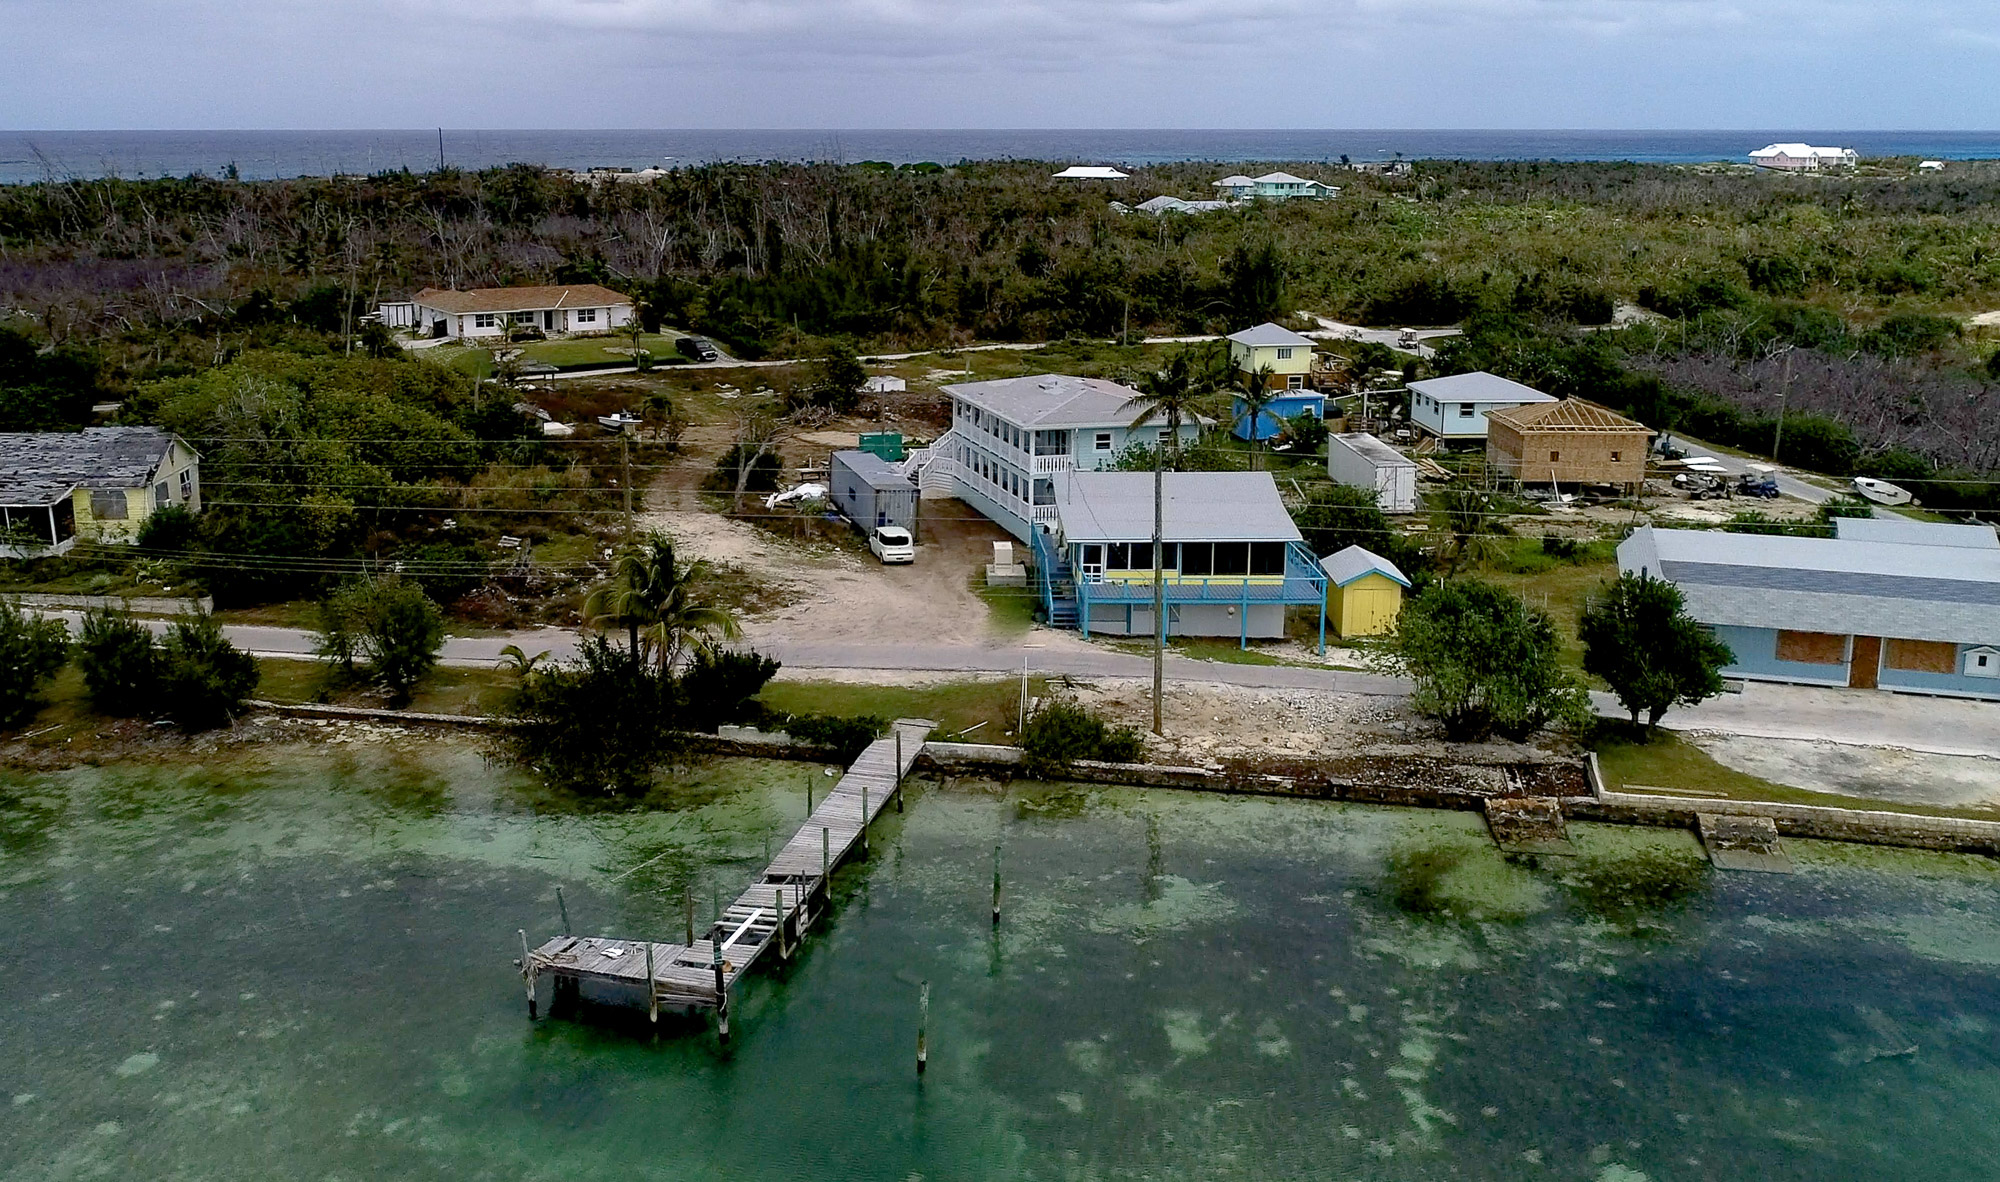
xmin=1478 ymin=536 xmax=1619 ymax=673
xmin=1590 ymin=721 xmax=2000 ymax=821
xmin=255 ymin=657 xmax=520 ymax=716
xmin=973 ymin=572 xmax=1037 ymax=635
xmin=756 ymin=677 xmax=1048 ymax=742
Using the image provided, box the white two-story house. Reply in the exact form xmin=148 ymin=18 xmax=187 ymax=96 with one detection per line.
xmin=1407 ymin=371 xmax=1556 ymax=442
xmin=910 ymin=374 xmax=1203 ymax=542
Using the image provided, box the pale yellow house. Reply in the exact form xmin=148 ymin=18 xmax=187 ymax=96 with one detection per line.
xmin=1226 ymin=322 xmax=1316 ymax=390
xmin=0 ymin=427 xmax=200 ymax=554
xmin=1320 ymin=545 xmax=1410 ymax=637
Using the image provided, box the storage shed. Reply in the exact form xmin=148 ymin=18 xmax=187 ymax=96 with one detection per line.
xmin=1320 ymin=545 xmax=1410 ymax=638
xmin=1326 ymin=433 xmax=1418 ymax=513
xmin=830 ymin=450 xmax=918 ymax=535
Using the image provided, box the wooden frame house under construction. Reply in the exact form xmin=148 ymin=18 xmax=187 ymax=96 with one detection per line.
xmin=1484 ymin=398 xmax=1652 ymax=492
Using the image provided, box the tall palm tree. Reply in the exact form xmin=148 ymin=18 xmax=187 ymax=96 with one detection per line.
xmin=1121 ymin=348 xmax=1213 ymax=735
xmin=1234 ymin=364 xmax=1279 ymax=471
xmin=583 ymin=534 xmax=740 ymax=672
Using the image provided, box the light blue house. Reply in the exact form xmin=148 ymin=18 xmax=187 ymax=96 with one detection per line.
xmin=1619 ymin=518 xmax=2000 ymax=700
xmin=1032 ymin=471 xmax=1329 ymax=647
xmin=917 ymin=374 xmax=1203 ymax=543
xmin=1210 ymin=173 xmax=1340 ymax=201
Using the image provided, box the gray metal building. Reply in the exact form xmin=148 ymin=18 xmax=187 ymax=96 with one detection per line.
xmin=830 ymin=450 xmax=918 ymax=534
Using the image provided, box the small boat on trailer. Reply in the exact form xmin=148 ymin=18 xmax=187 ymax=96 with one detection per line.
xmin=1852 ymin=477 xmax=1913 ymax=507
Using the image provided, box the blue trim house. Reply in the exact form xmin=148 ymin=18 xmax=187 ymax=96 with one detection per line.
xmin=1618 ymin=518 xmax=2000 ymax=700
xmin=1033 ymin=471 xmax=1329 ymax=647
xmin=919 ymin=374 xmax=1203 ymax=543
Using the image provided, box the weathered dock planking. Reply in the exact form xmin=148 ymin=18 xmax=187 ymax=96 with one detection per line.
xmin=521 ymin=718 xmax=934 ymax=1034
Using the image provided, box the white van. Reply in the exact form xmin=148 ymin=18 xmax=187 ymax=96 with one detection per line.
xmin=869 ymin=525 xmax=915 ymax=564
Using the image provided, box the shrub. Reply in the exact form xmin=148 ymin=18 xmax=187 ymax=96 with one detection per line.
xmin=158 ymin=611 xmax=259 ymax=732
xmin=507 ymin=635 xmax=683 ymax=793
xmin=1392 ymin=579 xmax=1590 ymax=742
xmin=1020 ymin=697 xmax=1144 ymax=777
xmin=707 ymin=443 xmax=782 ymax=494
xmin=1859 ymin=313 xmax=1959 ymax=358
xmin=0 ymin=599 xmax=70 ymax=729
xmin=779 ymin=713 xmax=885 ymax=762
xmin=317 ymin=580 xmax=447 ymax=707
xmin=76 ymin=610 xmax=165 ymax=716
xmin=678 ymin=648 xmax=781 ymax=732
xmin=135 ymin=503 xmax=201 ymax=552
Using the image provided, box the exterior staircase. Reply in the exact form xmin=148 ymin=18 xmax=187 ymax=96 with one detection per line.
xmin=1031 ymin=526 xmax=1078 ymax=627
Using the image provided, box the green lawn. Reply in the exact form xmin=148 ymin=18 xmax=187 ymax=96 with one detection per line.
xmin=254 ymin=657 xmax=521 ymax=716
xmin=756 ymin=677 xmax=1048 ymax=741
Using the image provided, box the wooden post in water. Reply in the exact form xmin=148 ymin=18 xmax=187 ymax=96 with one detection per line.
xmin=775 ymin=887 xmax=788 ymax=959
xmin=806 ymin=773 xmax=813 ymax=816
xmin=822 ymin=826 xmax=830 ymax=883
xmin=917 ymin=979 xmax=930 ymax=1075
xmin=895 ymin=729 xmax=905 ymax=813
xmin=519 ymin=929 xmax=537 ymax=1018
xmin=684 ymin=888 xmax=695 ymax=946
xmin=991 ymin=845 xmax=1003 ymax=925
xmin=861 ymin=786 xmax=870 ymax=858
xmin=712 ymin=935 xmax=729 ymax=1042
xmin=556 ymin=886 xmax=571 ymax=935
xmin=645 ymin=941 xmax=658 ymax=1025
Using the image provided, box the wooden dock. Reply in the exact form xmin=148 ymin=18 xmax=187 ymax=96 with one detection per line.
xmin=520 ymin=719 xmax=933 ymax=1034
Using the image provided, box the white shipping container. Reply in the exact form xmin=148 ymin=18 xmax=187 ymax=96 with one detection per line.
xmin=1327 ymin=433 xmax=1418 ymax=514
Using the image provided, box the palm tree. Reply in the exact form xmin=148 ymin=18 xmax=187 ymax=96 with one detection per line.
xmin=1121 ymin=348 xmax=1213 ymax=735
xmin=582 ymin=534 xmax=740 ymax=672
xmin=1234 ymin=364 xmax=1279 ymax=471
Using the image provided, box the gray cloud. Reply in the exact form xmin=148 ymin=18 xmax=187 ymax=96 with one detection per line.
xmin=1 ymin=0 xmax=1995 ymax=127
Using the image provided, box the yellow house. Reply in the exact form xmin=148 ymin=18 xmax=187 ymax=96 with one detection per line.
xmin=1225 ymin=322 xmax=1316 ymax=390
xmin=0 ymin=427 xmax=201 ymax=552
xmin=1320 ymin=545 xmax=1410 ymax=637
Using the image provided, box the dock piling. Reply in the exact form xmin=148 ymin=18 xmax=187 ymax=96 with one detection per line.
xmin=684 ymin=888 xmax=695 ymax=946
xmin=992 ymin=845 xmax=1003 ymax=925
xmin=556 ymin=886 xmax=571 ymax=935
xmin=712 ymin=937 xmax=729 ymax=1042
xmin=917 ymin=979 xmax=930 ymax=1076
xmin=520 ymin=929 xmax=537 ymax=1018
xmin=861 ymin=786 xmax=870 ymax=858
xmin=646 ymin=942 xmax=658 ymax=1024
xmin=775 ymin=887 xmax=788 ymax=959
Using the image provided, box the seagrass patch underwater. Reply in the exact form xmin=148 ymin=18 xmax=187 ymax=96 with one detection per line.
xmin=4 ymin=739 xmax=2000 ymax=1180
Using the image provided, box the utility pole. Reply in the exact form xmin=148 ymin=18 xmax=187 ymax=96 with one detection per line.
xmin=1151 ymin=432 xmax=1165 ymax=736
xmin=621 ymin=431 xmax=634 ymax=540
xmin=437 ymin=128 xmax=446 ymax=172
xmin=1771 ymin=346 xmax=1794 ymax=465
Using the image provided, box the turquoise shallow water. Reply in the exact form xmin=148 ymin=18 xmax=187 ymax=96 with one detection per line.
xmin=4 ymin=740 xmax=2000 ymax=1180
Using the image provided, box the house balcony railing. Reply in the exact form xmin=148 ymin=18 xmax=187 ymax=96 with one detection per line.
xmin=1031 ymin=504 xmax=1059 ymax=524
xmin=1074 ymin=541 xmax=1326 ymax=606
xmin=1031 ymin=454 xmax=1075 ymax=474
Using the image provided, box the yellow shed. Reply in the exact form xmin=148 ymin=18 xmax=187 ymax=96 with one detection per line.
xmin=1320 ymin=545 xmax=1410 ymax=637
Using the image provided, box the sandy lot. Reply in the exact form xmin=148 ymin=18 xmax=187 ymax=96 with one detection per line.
xmin=1691 ymin=733 xmax=2000 ymax=809
xmin=1065 ymin=677 xmax=1559 ymax=767
xmin=639 ymin=496 xmax=1016 ymax=649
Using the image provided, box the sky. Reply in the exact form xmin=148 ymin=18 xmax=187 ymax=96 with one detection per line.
xmin=3 ymin=0 xmax=1999 ymax=129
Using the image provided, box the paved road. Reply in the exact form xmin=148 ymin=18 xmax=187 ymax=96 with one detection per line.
xmin=1661 ymin=433 xmax=1839 ymax=505
xmin=41 ymin=611 xmax=2000 ymax=756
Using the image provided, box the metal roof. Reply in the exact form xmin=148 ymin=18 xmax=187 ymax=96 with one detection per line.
xmin=831 ymin=449 xmax=913 ymax=492
xmin=1407 ymin=371 xmax=1557 ymax=405
xmin=1320 ymin=545 xmax=1410 ymax=588
xmin=1832 ymin=516 xmax=2000 ymax=549
xmin=1054 ymin=471 xmax=1302 ymax=544
xmin=0 ymin=427 xmax=185 ymax=506
xmin=1619 ymin=525 xmax=2000 ymax=644
xmin=1052 ymin=166 xmax=1128 ymax=179
xmin=944 ymin=373 xmax=1166 ymax=429
xmin=1227 ymin=322 xmax=1315 ymax=348
xmin=1212 ymin=175 xmax=1256 ymax=187
xmin=1329 ymin=432 xmax=1415 ymax=469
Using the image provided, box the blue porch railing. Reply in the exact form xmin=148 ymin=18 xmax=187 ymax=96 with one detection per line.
xmin=1071 ymin=541 xmax=1328 ymax=649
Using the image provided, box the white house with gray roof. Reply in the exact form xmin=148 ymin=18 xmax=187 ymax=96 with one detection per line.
xmin=1035 ymin=471 xmax=1329 ymax=644
xmin=909 ymin=374 xmax=1202 ymax=542
xmin=1407 ymin=371 xmax=1558 ymax=441
xmin=1619 ymin=518 xmax=2000 ymax=699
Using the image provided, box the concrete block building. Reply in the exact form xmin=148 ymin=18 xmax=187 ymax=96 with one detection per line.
xmin=1619 ymin=518 xmax=2000 ymax=699
xmin=392 ymin=284 xmax=634 ymax=340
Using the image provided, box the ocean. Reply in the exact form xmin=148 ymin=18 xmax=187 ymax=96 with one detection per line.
xmin=2 ymin=128 xmax=1998 ymax=184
